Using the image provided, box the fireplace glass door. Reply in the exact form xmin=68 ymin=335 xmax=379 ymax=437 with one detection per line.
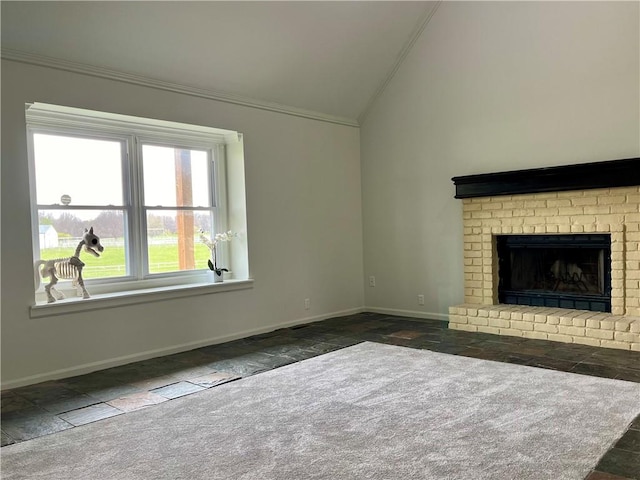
xmin=497 ymin=234 xmax=611 ymax=312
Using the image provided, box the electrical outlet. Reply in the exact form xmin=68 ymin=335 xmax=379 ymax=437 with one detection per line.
xmin=304 ymin=298 xmax=310 ymax=310
xmin=369 ymin=276 xmax=376 ymax=287
xmin=418 ymin=295 xmax=425 ymax=305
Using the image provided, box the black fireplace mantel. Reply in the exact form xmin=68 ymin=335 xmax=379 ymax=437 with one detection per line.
xmin=452 ymin=157 xmax=640 ymax=199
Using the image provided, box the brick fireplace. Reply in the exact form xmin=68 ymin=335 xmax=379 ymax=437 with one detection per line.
xmin=449 ymin=159 xmax=640 ymax=351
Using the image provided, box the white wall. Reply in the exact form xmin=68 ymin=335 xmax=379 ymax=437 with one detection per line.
xmin=361 ymin=2 xmax=640 ymax=318
xmin=1 ymin=60 xmax=364 ymax=387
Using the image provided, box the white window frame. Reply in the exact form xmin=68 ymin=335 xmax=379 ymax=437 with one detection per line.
xmin=26 ymin=103 xmax=249 ymax=310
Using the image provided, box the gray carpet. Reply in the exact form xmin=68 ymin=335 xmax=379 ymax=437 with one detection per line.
xmin=2 ymin=342 xmax=639 ymax=480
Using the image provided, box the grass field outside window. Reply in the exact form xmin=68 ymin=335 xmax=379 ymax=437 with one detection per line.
xmin=40 ymin=238 xmax=212 ymax=279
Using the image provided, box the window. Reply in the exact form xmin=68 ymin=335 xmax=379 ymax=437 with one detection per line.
xmin=27 ymin=103 xmax=246 ymax=305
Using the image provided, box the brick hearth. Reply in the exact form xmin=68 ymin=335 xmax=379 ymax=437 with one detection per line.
xmin=449 ymin=185 xmax=640 ymax=351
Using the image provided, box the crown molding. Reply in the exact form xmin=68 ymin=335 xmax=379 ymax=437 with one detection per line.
xmin=1 ymin=48 xmax=360 ymax=128
xmin=358 ymin=1 xmax=442 ymax=125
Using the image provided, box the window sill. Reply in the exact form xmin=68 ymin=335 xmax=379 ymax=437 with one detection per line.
xmin=30 ymin=278 xmax=254 ymax=318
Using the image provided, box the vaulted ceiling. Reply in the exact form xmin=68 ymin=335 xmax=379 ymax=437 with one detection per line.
xmin=1 ymin=1 xmax=438 ymax=125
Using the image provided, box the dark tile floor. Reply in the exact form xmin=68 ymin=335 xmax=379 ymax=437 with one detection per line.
xmin=2 ymin=312 xmax=639 ymax=479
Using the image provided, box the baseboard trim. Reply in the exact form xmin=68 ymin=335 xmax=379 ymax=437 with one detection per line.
xmin=364 ymin=306 xmax=449 ymax=322
xmin=1 ymin=307 xmax=365 ymax=390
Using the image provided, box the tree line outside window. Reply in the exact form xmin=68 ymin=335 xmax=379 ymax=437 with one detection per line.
xmin=38 ymin=211 xmax=213 ymax=241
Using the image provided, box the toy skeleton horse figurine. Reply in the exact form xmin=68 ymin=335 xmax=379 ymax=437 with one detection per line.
xmin=34 ymin=227 xmax=105 ymax=303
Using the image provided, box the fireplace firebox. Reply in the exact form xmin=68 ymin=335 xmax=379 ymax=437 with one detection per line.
xmin=497 ymin=234 xmax=611 ymax=312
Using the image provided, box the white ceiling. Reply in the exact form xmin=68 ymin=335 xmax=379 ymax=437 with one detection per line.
xmin=1 ymin=1 xmax=438 ymax=124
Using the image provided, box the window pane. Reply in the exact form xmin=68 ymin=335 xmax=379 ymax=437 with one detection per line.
xmin=142 ymin=145 xmax=211 ymax=207
xmin=146 ymin=210 xmax=213 ymax=274
xmin=37 ymin=209 xmax=127 ymax=279
xmin=33 ymin=134 xmax=123 ymax=206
